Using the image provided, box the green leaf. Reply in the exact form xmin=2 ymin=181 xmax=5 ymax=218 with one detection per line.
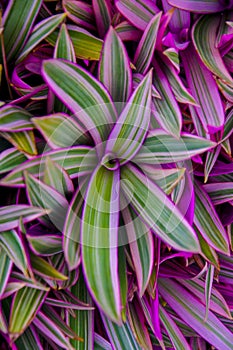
xmin=0 ymin=105 xmax=33 ymax=131
xmin=16 ymin=13 xmax=66 ymax=63
xmin=15 ymin=326 xmax=43 ymax=350
xmin=0 ymin=148 xmax=27 ymax=174
xmin=195 ymin=227 xmax=219 ymax=269
xmin=47 ymin=25 xmax=103 ymax=60
xmin=0 ymin=130 xmax=37 ymax=156
xmin=192 ymin=15 xmax=233 ymax=86
xmin=121 ymin=163 xmax=200 ymax=252
xmin=205 ymin=264 xmax=215 ymax=320
xmin=30 ymin=254 xmax=68 ymax=281
xmin=70 ymin=274 xmax=94 ymax=350
xmin=54 ymin=23 xmax=76 ymax=62
xmin=64 ymin=0 xmax=95 ymax=31
xmin=2 ymin=0 xmax=42 ymax=60
xmin=27 ymin=234 xmax=62 ymax=256
xmin=9 ymin=287 xmax=47 ymax=338
xmin=99 ymin=26 xmax=132 ymax=107
xmin=25 ymin=171 xmax=69 ymax=228
xmin=0 ymin=229 xmax=29 ymax=276
xmin=81 ymin=165 xmax=121 ymax=323
xmin=32 ymin=113 xmax=89 ymax=149
xmin=0 ymin=248 xmax=12 ymax=297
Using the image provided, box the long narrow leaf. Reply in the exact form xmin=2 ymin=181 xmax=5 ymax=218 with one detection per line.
xmin=0 ymin=249 xmax=12 ymax=298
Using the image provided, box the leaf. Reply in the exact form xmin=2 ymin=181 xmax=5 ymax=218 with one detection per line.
xmin=9 ymin=287 xmax=47 ymax=337
xmin=99 ymin=26 xmax=132 ymax=107
xmin=152 ymin=59 xmax=182 ymax=136
xmin=192 ymin=15 xmax=233 ymax=86
xmin=0 ymin=146 xmax=96 ymax=187
xmin=204 ymin=146 xmax=221 ymax=183
xmin=121 ymin=204 xmax=154 ymax=296
xmin=159 ymin=278 xmax=233 ymax=350
xmin=101 ymin=314 xmax=141 ymax=350
xmin=139 ymin=164 xmax=185 ymax=194
xmin=2 ymin=0 xmax=42 ymax=60
xmin=47 ymin=25 xmax=103 ymax=60
xmin=159 ymin=305 xmax=191 ymax=350
xmin=134 ymin=13 xmax=162 ymax=74
xmin=27 ymin=234 xmax=62 ymax=256
xmin=0 ymin=105 xmax=33 ymax=131
xmin=168 ymin=0 xmax=231 ymax=13
xmin=205 ymin=264 xmax=215 ymax=320
xmin=43 ymin=157 xmax=74 ymax=195
xmin=63 ymin=181 xmax=87 ymax=270
xmin=115 ymin=21 xmax=141 ymax=42
xmin=16 ymin=13 xmax=66 ymax=63
xmin=54 ymin=23 xmax=76 ymax=62
xmin=178 ymin=278 xmax=232 ymax=320
xmin=0 ymin=248 xmax=12 ymax=298
xmin=33 ymin=311 xmax=73 ymax=350
xmin=182 ymin=44 xmax=225 ymax=133
xmin=115 ymin=0 xmax=159 ymax=31
xmin=15 ymin=326 xmax=44 ymax=350
xmin=196 ymin=227 xmax=219 ymax=268
xmin=158 ymin=55 xmax=197 ymax=105
xmin=103 ymin=71 xmax=152 ymax=168
xmin=25 ymin=172 xmax=69 ymax=228
xmin=135 ymin=129 xmax=215 ymax=164
xmin=94 ymin=334 xmax=112 ymax=350
xmin=203 ymin=182 xmax=233 ymax=205
xmin=118 ymin=246 xmax=127 ymax=321
xmin=194 ymin=183 xmax=230 ymax=254
xmin=30 ymin=254 xmax=68 ymax=281
xmin=0 ymin=130 xmax=37 ymax=156
xmin=70 ymin=274 xmax=94 ymax=349
xmin=0 ymin=229 xmax=29 ymax=276
xmin=121 ymin=163 xmax=200 ymax=252
xmin=0 ymin=148 xmax=27 ymax=174
xmin=81 ymin=165 xmax=121 ymax=323
xmin=63 ymin=0 xmax=95 ymax=31
xmin=0 ymin=205 xmax=48 ymax=231
xmin=42 ymin=59 xmax=117 ymax=153
xmin=92 ymin=0 xmax=112 ymax=37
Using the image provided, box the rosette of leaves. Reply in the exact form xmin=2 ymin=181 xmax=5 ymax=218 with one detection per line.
xmin=0 ymin=1 xmax=233 ymax=350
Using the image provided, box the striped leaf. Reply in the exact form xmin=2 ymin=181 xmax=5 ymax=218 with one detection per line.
xmin=134 ymin=13 xmax=162 ymax=74
xmin=25 ymin=172 xmax=69 ymax=228
xmin=139 ymin=164 xmax=185 ymax=195
xmin=63 ymin=181 xmax=87 ymax=270
xmin=121 ymin=163 xmax=200 ymax=252
xmin=42 ymin=59 xmax=117 ymax=152
xmin=15 ymin=326 xmax=43 ymax=350
xmin=94 ymin=334 xmax=112 ymax=350
xmin=43 ymin=157 xmax=74 ymax=195
xmin=121 ymin=204 xmax=154 ymax=296
xmin=205 ymin=264 xmax=215 ymax=320
xmin=63 ymin=0 xmax=95 ymax=31
xmin=194 ymin=183 xmax=230 ymax=254
xmin=192 ymin=15 xmax=233 ymax=86
xmin=54 ymin=23 xmax=76 ymax=62
xmin=47 ymin=25 xmax=103 ymax=60
xmin=70 ymin=274 xmax=94 ymax=350
xmin=30 ymin=254 xmax=68 ymax=281
xmin=152 ymin=59 xmax=182 ymax=136
xmin=27 ymin=234 xmax=62 ymax=256
xmin=158 ymin=55 xmax=197 ymax=105
xmin=0 ymin=148 xmax=27 ymax=174
xmin=162 ymin=0 xmax=190 ymax=34
xmin=0 ymin=130 xmax=37 ymax=156
xmin=99 ymin=27 xmax=132 ymax=107
xmin=17 ymin=14 xmax=66 ymax=63
xmin=168 ymin=0 xmax=231 ymax=13
xmin=0 ymin=146 xmax=96 ymax=187
xmin=196 ymin=227 xmax=219 ymax=268
xmin=118 ymin=246 xmax=127 ymax=321
xmin=159 ymin=305 xmax=191 ymax=350
xmin=203 ymin=182 xmax=233 ymax=205
xmin=9 ymin=287 xmax=47 ymax=337
xmin=0 ymin=249 xmax=12 ymax=298
xmin=116 ymin=0 xmax=159 ymax=31
xmin=178 ymin=278 xmax=232 ymax=320
xmin=182 ymin=45 xmax=225 ymax=133
xmin=103 ymin=71 xmax=152 ymax=168
xmin=0 ymin=205 xmax=48 ymax=231
xmin=81 ymin=165 xmax=121 ymax=323
xmin=93 ymin=0 xmax=112 ymax=37
xmin=2 ymin=0 xmax=42 ymax=60
xmin=163 ymin=48 xmax=180 ymax=71
xmin=0 ymin=105 xmax=33 ymax=131
xmin=101 ymin=314 xmax=142 ymax=350
xmin=204 ymin=146 xmax=221 ymax=183
xmin=135 ymin=129 xmax=215 ymax=164
xmin=33 ymin=311 xmax=73 ymax=350
xmin=0 ymin=229 xmax=29 ymax=276
xmin=159 ymin=278 xmax=233 ymax=350
xmin=115 ymin=21 xmax=141 ymax=42
xmin=32 ymin=113 xmax=89 ymax=149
